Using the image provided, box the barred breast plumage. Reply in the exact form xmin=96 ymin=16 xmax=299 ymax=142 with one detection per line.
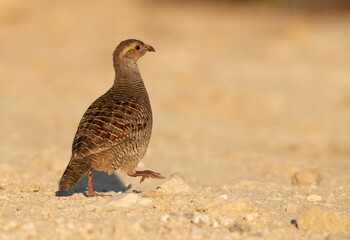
xmin=59 ymin=39 xmax=165 ymax=197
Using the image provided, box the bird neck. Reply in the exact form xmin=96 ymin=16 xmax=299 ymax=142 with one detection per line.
xmin=112 ymin=61 xmax=145 ymax=90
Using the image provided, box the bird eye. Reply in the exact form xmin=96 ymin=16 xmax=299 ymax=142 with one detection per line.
xmin=135 ymin=45 xmax=140 ymax=50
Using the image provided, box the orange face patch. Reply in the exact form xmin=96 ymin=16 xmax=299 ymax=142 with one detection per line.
xmin=120 ymin=41 xmax=144 ymax=59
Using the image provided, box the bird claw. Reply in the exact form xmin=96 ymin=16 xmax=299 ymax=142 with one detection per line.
xmin=86 ymin=187 xmax=111 ymax=197
xmin=140 ymin=176 xmax=146 ymax=183
xmin=129 ymin=170 xmax=166 ymax=184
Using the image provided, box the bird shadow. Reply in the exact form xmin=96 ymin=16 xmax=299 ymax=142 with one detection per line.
xmin=55 ymin=171 xmax=131 ymax=197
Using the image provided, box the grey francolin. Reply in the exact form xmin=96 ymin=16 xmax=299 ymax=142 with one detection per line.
xmin=59 ymin=39 xmax=165 ymax=197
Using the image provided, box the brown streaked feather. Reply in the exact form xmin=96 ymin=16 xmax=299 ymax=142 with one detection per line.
xmin=72 ymin=96 xmax=132 ymax=160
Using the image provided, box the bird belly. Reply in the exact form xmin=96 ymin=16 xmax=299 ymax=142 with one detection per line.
xmin=91 ymin=134 xmax=150 ymax=174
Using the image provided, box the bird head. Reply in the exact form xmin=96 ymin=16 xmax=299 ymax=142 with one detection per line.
xmin=113 ymin=39 xmax=155 ymax=66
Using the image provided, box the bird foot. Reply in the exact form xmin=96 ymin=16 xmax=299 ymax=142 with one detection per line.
xmin=87 ymin=189 xmax=101 ymax=197
xmin=87 ymin=187 xmax=111 ymax=197
xmin=128 ymin=170 xmax=165 ymax=183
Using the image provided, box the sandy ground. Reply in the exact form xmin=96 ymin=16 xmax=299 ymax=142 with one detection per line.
xmin=1 ymin=0 xmax=350 ymax=239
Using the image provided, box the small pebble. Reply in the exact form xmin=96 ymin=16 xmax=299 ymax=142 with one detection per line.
xmin=211 ymin=220 xmax=219 ymax=228
xmin=220 ymin=217 xmax=234 ymax=226
xmin=306 ymin=195 xmax=322 ymax=202
xmin=195 ymin=205 xmax=208 ymax=213
xmin=192 ymin=214 xmax=210 ymax=225
xmin=219 ymin=194 xmax=228 ymax=200
xmin=244 ymin=212 xmax=258 ymax=221
xmin=161 ymin=214 xmax=170 ymax=223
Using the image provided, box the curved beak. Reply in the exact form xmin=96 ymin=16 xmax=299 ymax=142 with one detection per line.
xmin=144 ymin=44 xmax=155 ymax=52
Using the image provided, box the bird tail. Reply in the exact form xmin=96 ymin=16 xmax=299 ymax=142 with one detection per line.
xmin=58 ymin=157 xmax=91 ymax=191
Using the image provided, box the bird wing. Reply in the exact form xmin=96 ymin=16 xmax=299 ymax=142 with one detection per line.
xmin=71 ymin=93 xmax=139 ymax=160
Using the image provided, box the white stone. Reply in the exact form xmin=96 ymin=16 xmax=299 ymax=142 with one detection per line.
xmin=306 ymin=195 xmax=322 ymax=202
xmin=219 ymin=194 xmax=228 ymax=200
xmin=192 ymin=214 xmax=210 ymax=225
xmin=211 ymin=220 xmax=219 ymax=228
xmin=244 ymin=212 xmax=258 ymax=221
xmin=161 ymin=214 xmax=170 ymax=223
xmin=220 ymin=217 xmax=234 ymax=226
xmin=173 ymin=197 xmax=185 ymax=205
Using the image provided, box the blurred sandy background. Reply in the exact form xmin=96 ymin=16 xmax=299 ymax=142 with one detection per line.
xmin=1 ymin=0 xmax=350 ymax=239
xmin=1 ymin=0 xmax=349 ymax=186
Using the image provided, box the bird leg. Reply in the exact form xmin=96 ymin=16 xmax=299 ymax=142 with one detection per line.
xmin=128 ymin=170 xmax=165 ymax=184
xmin=87 ymin=168 xmax=103 ymax=197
